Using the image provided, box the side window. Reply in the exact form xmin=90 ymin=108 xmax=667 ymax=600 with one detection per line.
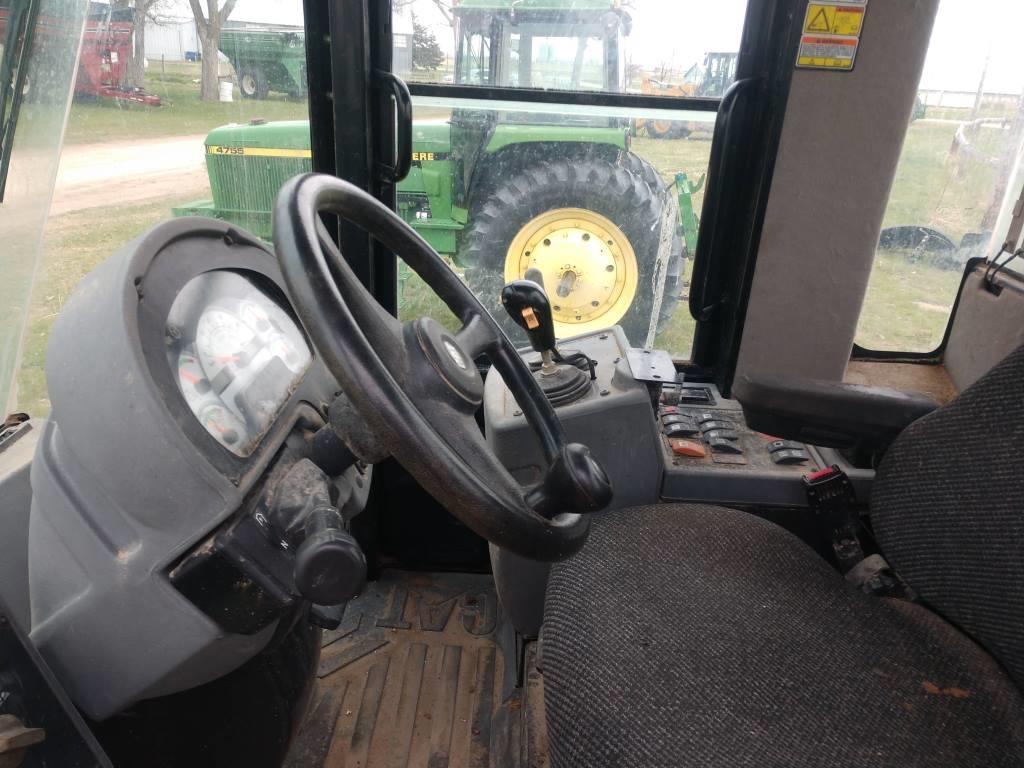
xmin=12 ymin=3 xmax=312 ymax=417
xmin=456 ymin=25 xmax=492 ymax=85
xmin=855 ymin=0 xmax=1024 ymax=353
xmin=393 ymin=0 xmax=748 ymax=359
xmin=519 ymin=29 xmax=607 ymax=91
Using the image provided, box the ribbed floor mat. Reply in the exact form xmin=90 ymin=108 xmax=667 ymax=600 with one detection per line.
xmin=285 ymin=571 xmax=546 ymax=768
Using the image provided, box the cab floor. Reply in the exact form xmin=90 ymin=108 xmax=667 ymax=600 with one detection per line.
xmin=284 ymin=571 xmax=548 ymax=768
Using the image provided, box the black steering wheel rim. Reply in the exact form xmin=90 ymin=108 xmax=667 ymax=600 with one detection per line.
xmin=274 ymin=173 xmax=604 ymax=561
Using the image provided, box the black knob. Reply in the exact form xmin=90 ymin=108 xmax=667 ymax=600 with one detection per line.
xmin=294 ymin=506 xmax=366 ymax=605
xmin=501 ymin=279 xmax=557 ymax=353
xmin=525 ymin=443 xmax=613 ymax=518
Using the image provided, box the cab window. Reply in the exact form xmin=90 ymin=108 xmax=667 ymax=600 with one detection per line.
xmin=456 ymin=20 xmax=493 ymax=85
xmin=855 ymin=0 xmax=1024 ymax=354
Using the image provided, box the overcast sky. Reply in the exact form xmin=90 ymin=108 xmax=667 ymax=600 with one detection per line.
xmin=165 ymin=0 xmax=1024 ymax=95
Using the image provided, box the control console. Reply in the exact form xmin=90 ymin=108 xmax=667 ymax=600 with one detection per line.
xmin=658 ymin=382 xmax=872 ymax=507
xmin=482 ymin=317 xmax=873 ymax=513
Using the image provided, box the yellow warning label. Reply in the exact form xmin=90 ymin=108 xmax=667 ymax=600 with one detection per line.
xmin=206 ymin=145 xmax=312 ymax=159
xmin=803 ymin=3 xmax=865 ymax=37
xmin=796 ymin=35 xmax=859 ymax=70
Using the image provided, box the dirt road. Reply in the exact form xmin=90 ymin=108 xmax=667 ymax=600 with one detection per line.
xmin=51 ymin=133 xmax=210 ymax=216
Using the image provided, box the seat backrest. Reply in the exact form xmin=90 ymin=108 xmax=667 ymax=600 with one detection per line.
xmin=872 ymin=344 xmax=1024 ymax=687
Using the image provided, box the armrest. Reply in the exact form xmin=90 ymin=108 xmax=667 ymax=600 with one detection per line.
xmin=731 ymin=374 xmax=939 ymax=451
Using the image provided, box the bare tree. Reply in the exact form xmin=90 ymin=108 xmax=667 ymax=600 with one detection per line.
xmin=430 ymin=0 xmax=453 ymax=26
xmin=393 ymin=0 xmax=453 ymax=25
xmin=111 ymin=0 xmax=160 ymax=87
xmin=188 ymin=0 xmax=239 ymax=100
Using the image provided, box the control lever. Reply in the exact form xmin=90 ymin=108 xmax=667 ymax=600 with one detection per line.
xmin=294 ymin=506 xmax=366 ymax=606
xmin=271 ymin=460 xmax=367 ymax=606
xmin=501 ymin=277 xmax=596 ymax=406
xmin=501 ymin=278 xmax=558 ymax=361
xmin=525 ymin=443 xmax=613 ymax=517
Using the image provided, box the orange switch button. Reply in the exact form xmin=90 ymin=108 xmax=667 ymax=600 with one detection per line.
xmin=670 ymin=438 xmax=707 ymax=458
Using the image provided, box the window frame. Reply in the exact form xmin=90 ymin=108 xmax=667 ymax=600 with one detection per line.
xmin=0 ymin=0 xmax=41 ymax=202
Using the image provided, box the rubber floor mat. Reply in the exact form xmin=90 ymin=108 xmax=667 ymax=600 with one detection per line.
xmin=284 ymin=571 xmax=546 ymax=768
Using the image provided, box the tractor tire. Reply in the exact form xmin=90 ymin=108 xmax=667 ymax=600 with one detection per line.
xmin=619 ymin=150 xmax=667 ymax=193
xmin=238 ymin=65 xmax=269 ymax=99
xmin=618 ymin=151 xmax=686 ymax=329
xmin=461 ymin=158 xmax=684 ymax=346
xmin=643 ymin=119 xmax=691 ymax=140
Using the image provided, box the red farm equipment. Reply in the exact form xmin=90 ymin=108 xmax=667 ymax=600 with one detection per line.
xmin=76 ymin=3 xmax=161 ymax=106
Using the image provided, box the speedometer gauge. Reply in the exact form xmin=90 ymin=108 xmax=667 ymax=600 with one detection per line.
xmin=165 ymin=271 xmax=312 ymax=458
xmin=197 ymin=308 xmax=256 ymax=365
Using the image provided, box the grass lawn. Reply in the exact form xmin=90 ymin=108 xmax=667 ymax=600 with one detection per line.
xmin=856 ymin=252 xmax=962 ymax=352
xmin=879 ymin=121 xmax=1003 ymax=243
xmin=64 ymin=62 xmax=455 ymax=145
xmin=854 ymin=118 xmax=1010 ymax=351
xmin=64 ymin=62 xmax=308 ymax=145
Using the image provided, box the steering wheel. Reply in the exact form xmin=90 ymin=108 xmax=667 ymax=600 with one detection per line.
xmin=273 ymin=174 xmax=612 ymax=561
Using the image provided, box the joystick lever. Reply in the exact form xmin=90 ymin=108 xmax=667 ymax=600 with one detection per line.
xmin=502 ymin=275 xmax=596 ymax=406
xmin=501 ymin=278 xmax=558 ymax=371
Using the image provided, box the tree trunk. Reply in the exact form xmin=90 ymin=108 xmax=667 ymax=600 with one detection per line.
xmin=129 ymin=7 xmax=146 ymax=87
xmin=189 ymin=0 xmax=237 ymax=101
xmin=199 ymin=32 xmax=220 ymax=100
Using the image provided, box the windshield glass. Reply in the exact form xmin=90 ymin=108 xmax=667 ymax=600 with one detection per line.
xmin=855 ymin=0 xmax=1024 ymax=354
xmin=398 ymin=0 xmax=746 ymax=357
xmin=0 ymin=0 xmax=85 ymax=413
xmin=3 ymin=0 xmax=313 ymax=418
xmin=3 ymin=0 xmax=747 ymax=419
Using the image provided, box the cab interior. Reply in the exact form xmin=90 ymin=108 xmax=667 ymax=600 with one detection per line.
xmin=0 ymin=0 xmax=1023 ymax=766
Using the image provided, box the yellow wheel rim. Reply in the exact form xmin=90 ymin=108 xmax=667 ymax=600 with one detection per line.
xmin=649 ymin=119 xmax=674 ymax=137
xmin=504 ymin=207 xmax=639 ymax=337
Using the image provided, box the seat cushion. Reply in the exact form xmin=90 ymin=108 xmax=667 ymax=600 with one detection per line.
xmin=872 ymin=344 xmax=1024 ymax=688
xmin=543 ymin=505 xmax=1024 ymax=768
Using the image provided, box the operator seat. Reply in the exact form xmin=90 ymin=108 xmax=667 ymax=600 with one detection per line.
xmin=542 ymin=344 xmax=1024 ymax=767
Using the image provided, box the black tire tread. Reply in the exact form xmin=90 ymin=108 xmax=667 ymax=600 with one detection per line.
xmin=462 ymin=158 xmax=682 ymax=343
xmin=618 ymin=152 xmax=686 ymax=326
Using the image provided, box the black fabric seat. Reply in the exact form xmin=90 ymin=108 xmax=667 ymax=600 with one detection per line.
xmin=543 ymin=346 xmax=1024 ymax=767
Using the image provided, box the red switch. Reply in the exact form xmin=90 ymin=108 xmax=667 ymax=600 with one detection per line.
xmin=670 ymin=438 xmax=707 ymax=458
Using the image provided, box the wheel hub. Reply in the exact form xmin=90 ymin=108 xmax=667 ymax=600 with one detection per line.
xmin=504 ymin=208 xmax=638 ymax=337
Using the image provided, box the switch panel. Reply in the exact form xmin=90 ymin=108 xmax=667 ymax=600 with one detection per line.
xmin=658 ymin=382 xmax=848 ymax=507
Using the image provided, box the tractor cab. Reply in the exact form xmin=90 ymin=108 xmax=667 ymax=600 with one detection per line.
xmin=452 ymin=0 xmax=629 ymax=92
xmin=3 ymin=0 xmax=1024 ymax=767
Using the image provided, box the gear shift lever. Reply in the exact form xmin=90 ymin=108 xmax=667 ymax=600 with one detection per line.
xmin=501 ymin=277 xmax=595 ymax=406
xmin=501 ymin=279 xmax=559 ymax=373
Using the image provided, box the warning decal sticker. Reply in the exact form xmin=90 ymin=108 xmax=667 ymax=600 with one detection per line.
xmin=804 ymin=3 xmax=865 ymax=36
xmin=796 ymin=1 xmax=866 ymax=71
xmin=797 ymin=36 xmax=859 ymax=70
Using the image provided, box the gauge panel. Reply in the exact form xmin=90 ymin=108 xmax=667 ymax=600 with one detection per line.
xmin=165 ymin=271 xmax=311 ymax=457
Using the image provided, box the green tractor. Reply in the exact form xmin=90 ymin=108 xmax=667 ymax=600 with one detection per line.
xmin=176 ymin=0 xmax=691 ymax=343
xmin=219 ymin=25 xmax=308 ymax=100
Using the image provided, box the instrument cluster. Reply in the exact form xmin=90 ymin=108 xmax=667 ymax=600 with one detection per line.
xmin=165 ymin=270 xmax=311 ymax=457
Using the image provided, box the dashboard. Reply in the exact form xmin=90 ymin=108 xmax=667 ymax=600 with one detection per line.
xmin=27 ymin=219 xmax=370 ymax=721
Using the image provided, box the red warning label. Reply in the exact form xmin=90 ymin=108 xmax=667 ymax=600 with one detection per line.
xmin=796 ymin=34 xmax=859 ymax=71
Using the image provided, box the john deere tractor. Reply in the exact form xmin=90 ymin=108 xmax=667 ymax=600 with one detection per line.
xmin=176 ymin=0 xmax=687 ymax=343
